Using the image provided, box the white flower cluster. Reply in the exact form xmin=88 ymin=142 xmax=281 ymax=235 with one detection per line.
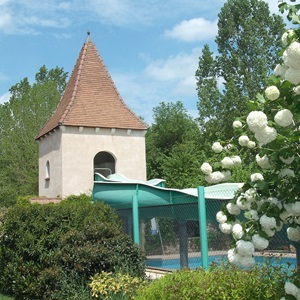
xmin=238 ymin=135 xmax=256 ymax=148
xmin=246 ymin=111 xmax=277 ymax=145
xmin=256 ymin=154 xmax=271 ymax=169
xmin=227 ymin=240 xmax=255 ymax=268
xmin=275 ymin=38 xmax=300 ymax=85
xmin=265 ymin=85 xmax=280 ymax=101
xmin=284 ymin=281 xmax=300 ymax=300
xmin=212 ymin=142 xmax=223 ymax=153
xmin=250 ymin=173 xmax=264 ymax=182
xmin=280 ymin=155 xmax=294 ymax=165
xmin=205 ymin=170 xmax=231 ymax=184
xmin=274 ymin=109 xmax=293 ymax=127
xmin=202 ymin=141 xmax=243 ymax=184
xmin=232 ymin=120 xmax=243 ymax=128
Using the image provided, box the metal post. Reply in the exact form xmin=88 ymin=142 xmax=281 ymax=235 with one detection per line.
xmin=198 ymin=186 xmax=208 ymax=269
xmin=132 ymin=195 xmax=140 ymax=245
xmin=179 ymin=220 xmax=188 ymax=269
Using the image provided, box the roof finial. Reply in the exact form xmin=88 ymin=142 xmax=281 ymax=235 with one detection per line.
xmin=85 ymin=30 xmax=92 ymax=43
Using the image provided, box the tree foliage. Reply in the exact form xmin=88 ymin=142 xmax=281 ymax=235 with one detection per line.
xmin=0 ymin=66 xmax=67 ymax=206
xmin=0 ymin=195 xmax=145 ymax=299
xmin=146 ymin=101 xmax=205 ymax=188
xmin=196 ymin=0 xmax=286 ymax=141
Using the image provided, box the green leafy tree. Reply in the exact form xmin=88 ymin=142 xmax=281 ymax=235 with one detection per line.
xmin=195 ymin=44 xmax=224 ymax=142
xmin=146 ymin=101 xmax=203 ymax=187
xmin=196 ymin=0 xmax=286 ymax=142
xmin=216 ymin=0 xmax=285 ymax=99
xmin=0 ymin=66 xmax=67 ymax=206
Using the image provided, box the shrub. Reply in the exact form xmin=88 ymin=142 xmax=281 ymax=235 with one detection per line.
xmin=135 ymin=260 xmax=296 ymax=300
xmin=89 ymin=271 xmax=147 ymax=299
xmin=0 ymin=194 xmax=145 ymax=299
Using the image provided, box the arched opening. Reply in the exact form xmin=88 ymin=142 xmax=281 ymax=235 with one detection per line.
xmin=94 ymin=151 xmax=115 ymax=178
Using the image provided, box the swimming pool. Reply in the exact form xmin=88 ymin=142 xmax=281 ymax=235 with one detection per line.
xmin=146 ymin=255 xmax=297 ymax=270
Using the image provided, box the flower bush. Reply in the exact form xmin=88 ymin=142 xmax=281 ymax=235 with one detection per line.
xmin=200 ymin=1 xmax=300 ymax=299
xmin=134 ymin=260 xmax=295 ymax=300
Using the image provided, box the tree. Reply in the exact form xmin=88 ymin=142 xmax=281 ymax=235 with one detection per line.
xmin=0 ymin=66 xmax=67 ymax=206
xmin=146 ymin=101 xmax=203 ymax=186
xmin=216 ymin=0 xmax=285 ymax=99
xmin=195 ymin=44 xmax=224 ymax=141
xmin=196 ymin=0 xmax=286 ymax=141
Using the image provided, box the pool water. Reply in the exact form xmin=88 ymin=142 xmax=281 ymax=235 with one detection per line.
xmin=146 ymin=255 xmax=297 ymax=270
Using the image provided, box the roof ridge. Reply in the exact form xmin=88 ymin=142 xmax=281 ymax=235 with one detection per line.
xmin=58 ymin=43 xmax=87 ymax=124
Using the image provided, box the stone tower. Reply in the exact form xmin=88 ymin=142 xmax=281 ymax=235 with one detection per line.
xmin=35 ymin=34 xmax=148 ymax=199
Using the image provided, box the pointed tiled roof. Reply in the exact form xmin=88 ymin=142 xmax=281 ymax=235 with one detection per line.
xmin=36 ymin=34 xmax=148 ymax=139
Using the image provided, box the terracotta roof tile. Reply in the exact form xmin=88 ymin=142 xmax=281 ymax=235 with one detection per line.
xmin=36 ymin=35 xmax=148 ymax=139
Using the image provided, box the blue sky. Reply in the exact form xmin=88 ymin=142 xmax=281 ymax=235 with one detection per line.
xmin=0 ymin=0 xmax=282 ymax=124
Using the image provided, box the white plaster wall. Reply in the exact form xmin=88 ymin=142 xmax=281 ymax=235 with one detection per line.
xmin=60 ymin=126 xmax=147 ymax=198
xmin=38 ymin=130 xmax=63 ymax=198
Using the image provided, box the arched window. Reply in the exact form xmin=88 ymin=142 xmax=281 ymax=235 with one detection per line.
xmin=45 ymin=160 xmax=50 ymax=180
xmin=94 ymin=151 xmax=115 ymax=178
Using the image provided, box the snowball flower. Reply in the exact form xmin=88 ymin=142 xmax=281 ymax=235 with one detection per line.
xmin=221 ymin=157 xmax=234 ymax=169
xmin=284 ymin=67 xmax=300 ymax=85
xmin=236 ymin=196 xmax=251 ymax=210
xmin=263 ymin=228 xmax=276 ymax=237
xmin=236 ymin=240 xmax=255 ymax=256
xmin=219 ymin=222 xmax=232 ymax=234
xmin=284 ymin=41 xmax=300 ymax=70
xmin=231 ymin=155 xmax=242 ymax=166
xmin=291 ymin=202 xmax=300 ymax=216
xmin=285 ymin=282 xmax=299 ymax=297
xmin=280 ymin=156 xmax=295 ymax=165
xmin=287 ymin=227 xmax=300 ymax=242
xmin=260 ymin=214 xmax=276 ymax=230
xmin=246 ymin=111 xmax=268 ymax=133
xmin=221 ymin=170 xmax=231 ymax=181
xmin=245 ymin=210 xmax=259 ymax=220
xmin=200 ymin=162 xmax=213 ymax=175
xmin=293 ymin=85 xmax=300 ymax=95
xmin=216 ymin=211 xmax=227 ymax=224
xmin=256 ymin=154 xmax=271 ymax=169
xmin=281 ymin=30 xmax=295 ymax=46
xmin=228 ymin=248 xmax=240 ymax=265
xmin=251 ymin=173 xmax=264 ymax=182
xmin=274 ymin=64 xmax=288 ymax=78
xmin=279 ymin=168 xmax=295 ymax=178
xmin=238 ymin=135 xmax=250 ymax=147
xmin=265 ymin=86 xmax=280 ymax=100
xmin=233 ymin=120 xmax=243 ymax=128
xmin=254 ymin=126 xmax=277 ymax=145
xmin=244 ymin=188 xmax=257 ymax=202
xmin=274 ymin=109 xmax=293 ymax=127
xmin=252 ymin=234 xmax=269 ymax=250
xmin=226 ymin=203 xmax=241 ymax=216
xmin=212 ymin=142 xmax=223 ymax=153
xmin=205 ymin=171 xmax=225 ymax=184
xmin=232 ymin=223 xmax=244 ymax=239
xmin=238 ymin=255 xmax=255 ymax=268
xmin=247 ymin=141 xmax=256 ymax=149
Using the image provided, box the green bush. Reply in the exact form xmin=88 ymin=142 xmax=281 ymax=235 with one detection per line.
xmin=89 ymin=271 xmax=147 ymax=299
xmin=135 ymin=261 xmax=295 ymax=300
xmin=0 ymin=194 xmax=145 ymax=299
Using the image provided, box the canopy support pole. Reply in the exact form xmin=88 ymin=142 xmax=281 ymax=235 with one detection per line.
xmin=132 ymin=194 xmax=140 ymax=245
xmin=198 ymin=186 xmax=208 ymax=269
xmin=179 ymin=220 xmax=188 ymax=269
